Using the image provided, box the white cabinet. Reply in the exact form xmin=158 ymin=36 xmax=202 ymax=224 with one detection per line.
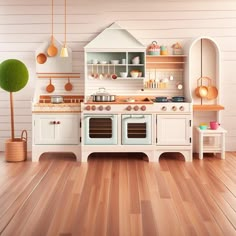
xmin=33 ymin=114 xmax=80 ymax=145
xmin=156 ymin=115 xmax=191 ymax=145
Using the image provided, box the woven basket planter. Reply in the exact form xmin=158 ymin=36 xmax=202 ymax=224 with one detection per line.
xmin=5 ymin=130 xmax=27 ymax=162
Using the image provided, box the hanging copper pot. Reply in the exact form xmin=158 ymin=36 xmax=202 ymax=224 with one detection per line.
xmin=195 ymin=77 xmax=209 ymax=98
xmin=36 ymin=53 xmax=47 ymax=64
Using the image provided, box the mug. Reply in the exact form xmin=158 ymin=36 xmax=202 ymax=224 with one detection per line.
xmin=210 ymin=121 xmax=220 ymax=130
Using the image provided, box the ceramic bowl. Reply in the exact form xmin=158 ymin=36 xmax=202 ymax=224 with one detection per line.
xmin=110 ymin=60 xmax=119 ymax=64
xmin=99 ymin=61 xmax=107 ymax=64
xmin=199 ymin=125 xmax=208 ymax=130
xmin=130 ymin=72 xmax=139 ymax=78
xmin=120 ymin=72 xmax=128 ymax=78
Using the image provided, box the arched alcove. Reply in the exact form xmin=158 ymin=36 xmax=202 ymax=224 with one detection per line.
xmin=187 ymin=36 xmax=224 ymax=152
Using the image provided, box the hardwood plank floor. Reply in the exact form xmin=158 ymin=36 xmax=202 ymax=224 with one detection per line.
xmin=0 ymin=152 xmax=236 ymax=236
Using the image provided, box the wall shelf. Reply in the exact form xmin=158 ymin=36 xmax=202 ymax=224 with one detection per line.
xmin=193 ymin=104 xmax=224 ymax=111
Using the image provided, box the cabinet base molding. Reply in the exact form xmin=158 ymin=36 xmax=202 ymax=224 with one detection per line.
xmin=32 ymin=145 xmax=81 ymax=162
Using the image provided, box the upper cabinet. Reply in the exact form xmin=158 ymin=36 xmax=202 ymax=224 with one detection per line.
xmin=84 ymin=23 xmax=146 ymax=81
xmin=187 ymin=37 xmax=224 ymax=111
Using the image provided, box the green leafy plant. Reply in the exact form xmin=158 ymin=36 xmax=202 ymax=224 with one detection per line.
xmin=0 ymin=59 xmax=29 ymax=140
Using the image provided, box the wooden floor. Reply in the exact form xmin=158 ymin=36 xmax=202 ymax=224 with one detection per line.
xmin=0 ymin=152 xmax=236 ymax=236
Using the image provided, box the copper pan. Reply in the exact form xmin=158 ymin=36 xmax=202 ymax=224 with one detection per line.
xmin=195 ymin=77 xmax=209 ymax=98
xmin=46 ymin=78 xmax=55 ymax=93
xmin=64 ymin=78 xmax=73 ymax=91
xmin=207 ymin=78 xmax=218 ymax=100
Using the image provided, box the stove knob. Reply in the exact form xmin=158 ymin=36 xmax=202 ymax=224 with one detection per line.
xmin=179 ymin=106 xmax=185 ymax=111
xmin=161 ymin=106 xmax=167 ymax=111
xmin=105 ymin=105 xmax=111 ymax=111
xmin=98 ymin=105 xmax=104 ymax=111
xmin=134 ymin=105 xmax=139 ymax=111
xmin=126 ymin=106 xmax=132 ymax=111
xmin=85 ymin=105 xmax=91 ymax=111
xmin=91 ymin=105 xmax=96 ymax=111
xmin=172 ymin=106 xmax=177 ymax=111
xmin=141 ymin=105 xmax=146 ymax=111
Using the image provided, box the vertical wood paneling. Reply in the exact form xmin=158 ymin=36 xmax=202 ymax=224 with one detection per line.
xmin=0 ymin=0 xmax=236 ymax=151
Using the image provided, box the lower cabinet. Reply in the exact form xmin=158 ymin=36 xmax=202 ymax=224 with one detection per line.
xmin=33 ymin=114 xmax=80 ymax=145
xmin=156 ymin=114 xmax=192 ymax=145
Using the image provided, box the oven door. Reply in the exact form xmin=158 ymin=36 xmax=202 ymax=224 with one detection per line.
xmin=122 ymin=114 xmax=152 ymax=145
xmin=83 ymin=115 xmax=118 ymax=145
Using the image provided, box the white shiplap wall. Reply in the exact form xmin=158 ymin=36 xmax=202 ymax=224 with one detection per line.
xmin=0 ymin=0 xmax=236 ymax=151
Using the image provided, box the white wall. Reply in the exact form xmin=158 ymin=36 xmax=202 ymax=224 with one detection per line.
xmin=0 ymin=0 xmax=236 ymax=151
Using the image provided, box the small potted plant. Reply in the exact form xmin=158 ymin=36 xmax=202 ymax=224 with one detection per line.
xmin=0 ymin=59 xmax=29 ymax=162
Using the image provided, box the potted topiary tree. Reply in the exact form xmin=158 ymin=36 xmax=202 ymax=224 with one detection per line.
xmin=0 ymin=59 xmax=29 ymax=162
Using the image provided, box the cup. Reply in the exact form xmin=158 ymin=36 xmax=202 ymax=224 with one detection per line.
xmin=121 ymin=58 xmax=126 ymax=64
xmin=210 ymin=121 xmax=220 ymax=130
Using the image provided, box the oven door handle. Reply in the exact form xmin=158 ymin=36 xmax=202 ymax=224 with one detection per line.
xmin=83 ymin=115 xmax=114 ymax=119
xmin=123 ymin=117 xmax=147 ymax=123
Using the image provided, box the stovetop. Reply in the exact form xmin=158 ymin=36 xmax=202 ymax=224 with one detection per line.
xmin=153 ymin=96 xmax=185 ymax=103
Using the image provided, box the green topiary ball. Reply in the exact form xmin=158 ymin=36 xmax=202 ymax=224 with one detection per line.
xmin=0 ymin=59 xmax=29 ymax=92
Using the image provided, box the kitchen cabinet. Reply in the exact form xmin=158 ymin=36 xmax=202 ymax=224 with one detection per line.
xmin=156 ymin=114 xmax=191 ymax=145
xmin=33 ymin=114 xmax=80 ymax=145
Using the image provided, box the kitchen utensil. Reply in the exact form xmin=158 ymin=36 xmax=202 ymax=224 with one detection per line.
xmin=130 ymin=72 xmax=139 ymax=78
xmin=199 ymin=124 xmax=208 ymax=130
xmin=110 ymin=60 xmax=119 ymax=65
xmin=94 ymin=64 xmax=99 ymax=79
xmin=46 ymin=78 xmax=55 ymax=93
xmin=132 ymin=56 xmax=140 ymax=65
xmin=207 ymin=78 xmax=218 ymax=100
xmin=47 ymin=0 xmax=58 ymax=57
xmin=64 ymin=78 xmax=73 ymax=91
xmin=106 ymin=64 xmax=110 ymax=79
xmin=120 ymin=72 xmax=128 ymax=78
xmin=36 ymin=53 xmax=47 ymax=64
xmin=89 ymin=64 xmax=94 ymax=78
xmin=111 ymin=65 xmax=117 ymax=79
xmin=99 ymin=61 xmax=107 ymax=64
xmin=210 ymin=121 xmax=220 ymax=130
xmin=91 ymin=87 xmax=116 ymax=102
xmin=51 ymin=95 xmax=63 ymax=103
xmin=47 ymin=36 xmax=58 ymax=57
xmin=195 ymin=77 xmax=209 ymax=98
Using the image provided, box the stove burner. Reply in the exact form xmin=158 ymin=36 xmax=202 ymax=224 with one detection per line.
xmin=153 ymin=96 xmax=185 ymax=103
xmin=153 ymin=97 xmax=169 ymax=102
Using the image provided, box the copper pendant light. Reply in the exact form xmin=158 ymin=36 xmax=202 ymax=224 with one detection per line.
xmin=60 ymin=0 xmax=68 ymax=57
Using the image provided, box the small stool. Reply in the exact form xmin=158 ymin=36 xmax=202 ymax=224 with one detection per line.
xmin=195 ymin=126 xmax=227 ymax=159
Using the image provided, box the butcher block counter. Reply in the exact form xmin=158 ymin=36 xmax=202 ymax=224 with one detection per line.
xmin=32 ymin=95 xmax=83 ymax=113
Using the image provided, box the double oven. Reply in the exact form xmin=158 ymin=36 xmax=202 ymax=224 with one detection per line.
xmin=83 ymin=104 xmax=152 ymax=145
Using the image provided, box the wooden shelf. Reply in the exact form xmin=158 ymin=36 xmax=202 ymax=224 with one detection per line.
xmin=146 ymin=55 xmax=187 ymax=58
xmin=193 ymin=104 xmax=224 ymax=111
xmin=37 ymin=73 xmax=80 ymax=79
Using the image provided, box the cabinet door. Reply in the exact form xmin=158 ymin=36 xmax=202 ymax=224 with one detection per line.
xmin=157 ymin=115 xmax=191 ymax=145
xmin=55 ymin=115 xmax=79 ymax=144
xmin=34 ymin=115 xmax=57 ymax=144
xmin=34 ymin=114 xmax=79 ymax=145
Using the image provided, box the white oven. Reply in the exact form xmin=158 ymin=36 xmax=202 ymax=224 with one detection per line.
xmin=83 ymin=114 xmax=118 ymax=145
xmin=122 ymin=114 xmax=152 ymax=145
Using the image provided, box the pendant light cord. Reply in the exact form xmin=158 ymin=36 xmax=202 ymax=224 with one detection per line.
xmin=52 ymin=0 xmax=54 ymax=38
xmin=64 ymin=0 xmax=67 ymax=47
xmin=201 ymin=38 xmax=203 ymax=79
